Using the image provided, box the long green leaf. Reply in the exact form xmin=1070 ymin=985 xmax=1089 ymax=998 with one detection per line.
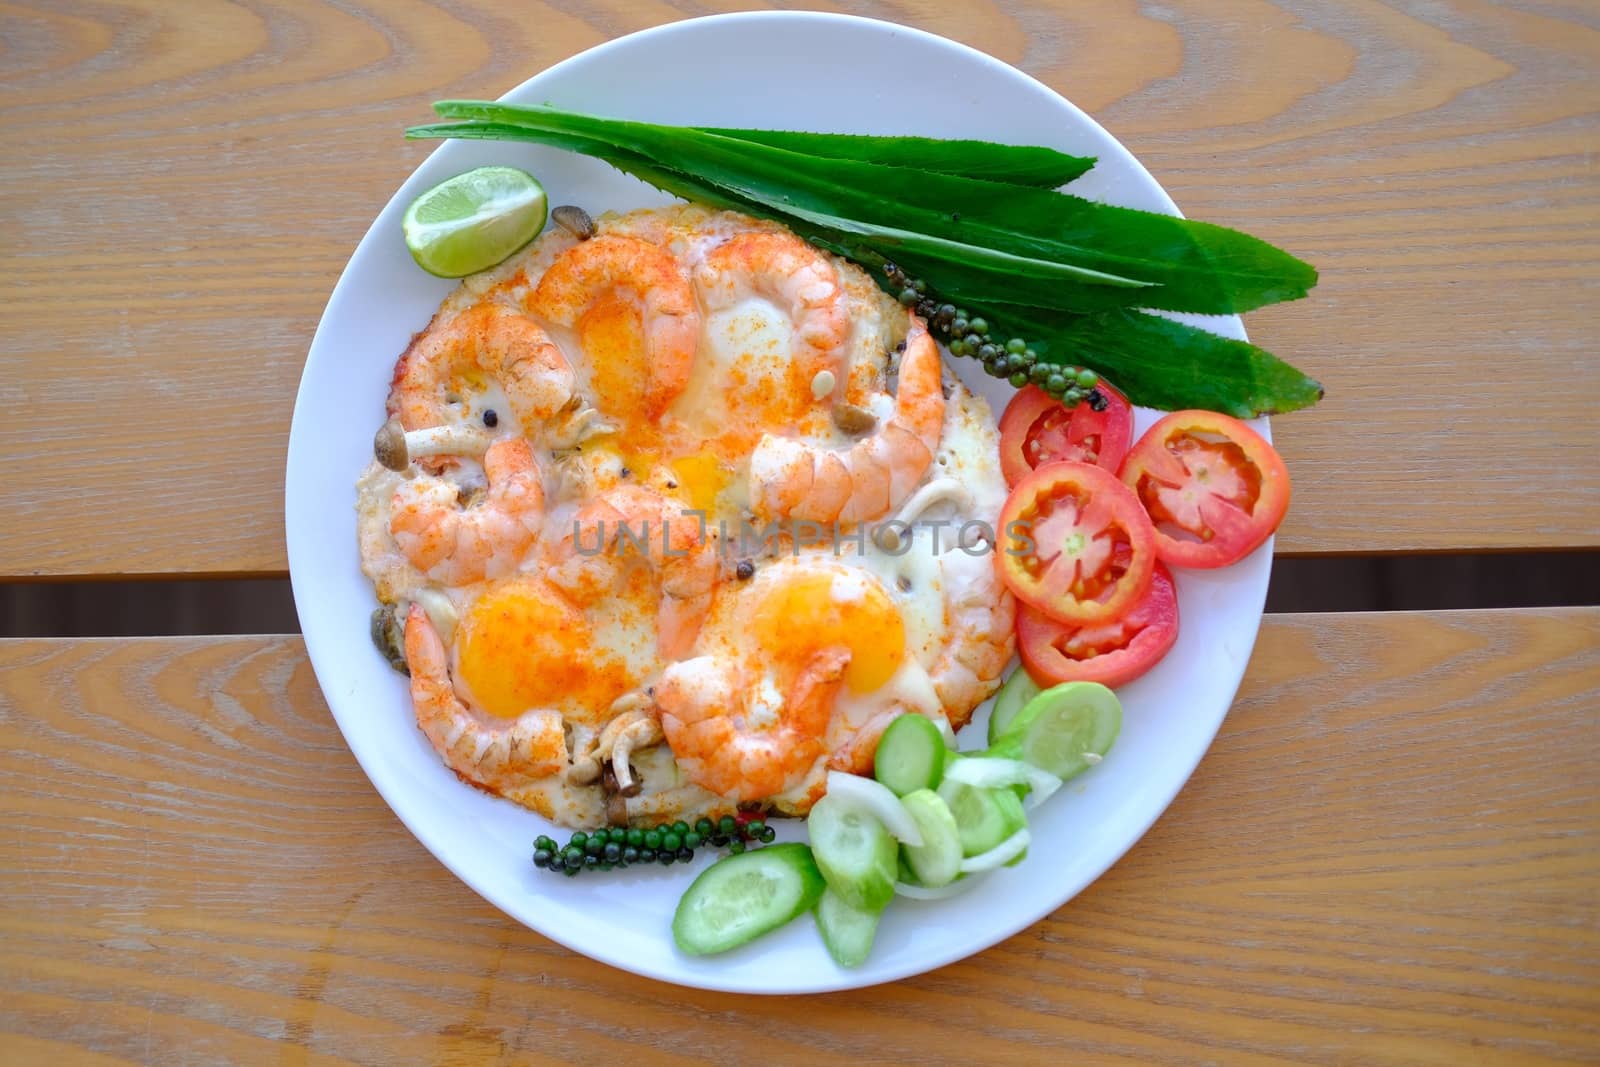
xmin=404 ymin=117 xmax=1324 ymax=416
xmin=966 ymin=302 xmax=1325 ymax=417
xmin=691 ymin=126 xmax=1095 ymax=186
xmin=427 ymin=102 xmax=1315 ymax=314
xmin=407 ymin=122 xmax=1153 ymax=290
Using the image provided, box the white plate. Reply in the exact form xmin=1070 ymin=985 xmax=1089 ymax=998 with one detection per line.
xmin=286 ymin=11 xmax=1270 ymax=994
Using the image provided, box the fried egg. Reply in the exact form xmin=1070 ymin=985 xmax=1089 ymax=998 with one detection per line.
xmin=356 ymin=204 xmax=1015 ymax=828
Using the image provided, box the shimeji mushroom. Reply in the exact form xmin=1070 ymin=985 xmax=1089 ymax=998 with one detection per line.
xmin=373 ymin=418 xmax=493 ymax=471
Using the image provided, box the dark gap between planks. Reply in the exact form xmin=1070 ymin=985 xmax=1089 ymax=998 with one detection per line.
xmin=0 ymin=552 xmax=1596 ymax=638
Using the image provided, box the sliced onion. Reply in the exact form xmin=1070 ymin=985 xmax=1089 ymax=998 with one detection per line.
xmin=933 ymin=714 xmax=958 ymax=749
xmin=959 ymin=828 xmax=1032 ymax=874
xmin=943 ymin=757 xmax=1062 ymax=807
xmin=894 ymin=876 xmax=982 ymax=900
xmin=825 ymin=771 xmax=924 ymax=847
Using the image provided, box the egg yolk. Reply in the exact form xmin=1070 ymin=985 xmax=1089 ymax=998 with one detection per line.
xmin=752 ymin=571 xmax=906 ymax=694
xmin=455 ymin=579 xmax=635 ymax=719
xmin=668 ymin=450 xmax=732 ymax=515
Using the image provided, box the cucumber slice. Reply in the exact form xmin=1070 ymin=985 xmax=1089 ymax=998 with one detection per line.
xmin=990 ymin=681 xmax=1122 ymax=781
xmin=988 ymin=669 xmax=1042 ymax=745
xmin=874 ymin=714 xmax=947 ymax=796
xmin=898 ymin=789 xmax=963 ymax=888
xmin=815 ymin=887 xmax=883 ymax=968
xmin=938 ymin=777 xmax=1028 ymax=857
xmin=672 ymin=843 xmax=825 ymax=956
xmin=807 ymin=794 xmax=898 ymax=910
xmin=826 ymin=771 xmax=923 ymax=845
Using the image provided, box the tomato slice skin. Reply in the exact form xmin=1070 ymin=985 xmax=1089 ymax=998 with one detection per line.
xmin=1018 ymin=562 xmax=1179 ymax=689
xmin=997 ymin=460 xmax=1156 ymax=624
xmin=1121 ymin=411 xmax=1291 ymax=569
xmin=998 ymin=383 xmax=1134 ymax=487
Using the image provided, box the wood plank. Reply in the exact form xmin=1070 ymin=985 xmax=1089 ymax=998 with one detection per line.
xmin=1 ymin=0 xmax=1596 ymax=578
xmin=1 ymin=609 xmax=1596 ymax=1062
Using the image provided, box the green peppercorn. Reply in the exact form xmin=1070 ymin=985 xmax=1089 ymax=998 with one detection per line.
xmin=684 ymin=831 xmax=703 ymax=849
xmin=745 ymin=819 xmax=767 ymax=839
xmin=986 ymin=360 xmax=1010 ymax=379
xmin=569 ymin=832 xmax=587 ymax=848
xmin=950 ymin=317 xmax=969 ymax=336
xmin=671 ymin=821 xmax=690 ymax=837
xmin=677 ymin=847 xmax=694 ymax=862
xmin=911 ymin=278 xmax=927 ymax=294
xmin=533 ymin=849 xmax=552 ymax=869
xmin=1005 ymin=371 xmax=1025 ymax=388
xmin=1062 ymin=389 xmax=1086 ymax=407
xmin=659 ymin=851 xmax=675 ymax=866
xmin=968 ymin=317 xmax=989 ymax=336
xmin=563 ymin=845 xmax=583 ymax=865
xmin=603 ymin=842 xmax=621 ymax=863
xmin=897 ymin=288 xmax=918 ymax=307
xmin=729 ymin=839 xmax=746 ymax=855
xmin=584 ymin=837 xmax=603 ymax=857
xmin=977 ymin=343 xmax=1000 ymax=361
xmin=584 ymin=854 xmax=601 ymax=869
xmin=1028 ymin=364 xmax=1052 ymax=385
xmin=1045 ymin=373 xmax=1068 ymax=394
xmin=948 ymin=339 xmax=967 ymax=358
xmin=709 ymin=834 xmax=729 ymax=847
xmin=644 ymin=830 xmax=662 ymax=850
xmin=535 ymin=835 xmax=555 ymax=852
xmin=662 ymin=832 xmax=683 ymax=852
xmin=626 ymin=828 xmax=644 ymax=847
xmin=1075 ymin=369 xmax=1098 ymax=388
xmin=1004 ymin=353 xmax=1028 ymax=374
xmin=937 ymin=303 xmax=956 ymax=321
xmin=1006 ymin=338 xmax=1027 ymax=355
xmin=639 ymin=848 xmax=656 ymax=862
xmin=695 ymin=818 xmax=713 ymax=837
xmin=563 ymin=866 xmax=580 ymax=877
xmin=718 ymin=816 xmax=738 ymax=835
xmin=622 ymin=846 xmax=639 ymax=864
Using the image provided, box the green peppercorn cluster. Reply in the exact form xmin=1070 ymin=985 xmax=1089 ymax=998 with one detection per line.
xmin=533 ymin=816 xmax=778 ymax=877
xmin=884 ymin=262 xmax=1109 ymax=412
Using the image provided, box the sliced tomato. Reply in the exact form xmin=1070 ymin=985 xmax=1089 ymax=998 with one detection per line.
xmin=1018 ymin=562 xmax=1178 ymax=689
xmin=1121 ymin=410 xmax=1291 ymax=569
xmin=997 ymin=460 xmax=1156 ymax=624
xmin=998 ymin=383 xmax=1134 ymax=486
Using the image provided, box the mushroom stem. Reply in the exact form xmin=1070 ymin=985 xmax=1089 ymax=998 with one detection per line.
xmin=611 ymin=715 xmax=664 ymax=798
xmin=373 ymin=419 xmax=493 ymax=471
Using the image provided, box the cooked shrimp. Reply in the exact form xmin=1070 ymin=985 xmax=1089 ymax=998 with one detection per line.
xmin=389 ymin=303 xmax=576 ymax=438
xmin=404 ymin=604 xmax=567 ymax=790
xmin=389 ymin=437 xmax=544 ymax=586
xmin=695 ymin=231 xmax=850 ymax=390
xmin=529 ymin=234 xmax=700 ymax=416
xmin=750 ymin=316 xmax=945 ymax=526
xmin=929 ymin=550 xmax=1015 ymax=728
xmin=658 ymin=646 xmax=850 ymax=801
xmin=547 ymin=485 xmax=717 ymax=659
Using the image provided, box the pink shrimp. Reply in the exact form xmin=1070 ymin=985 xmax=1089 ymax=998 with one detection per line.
xmin=388 ymin=303 xmax=575 ymax=437
xmin=546 ymin=485 xmax=717 ymax=659
xmin=404 ymin=604 xmax=567 ymax=791
xmin=389 ymin=437 xmax=544 ymax=586
xmin=657 ymin=646 xmax=851 ymax=802
xmin=749 ymin=316 xmax=945 ymax=526
xmin=695 ymin=231 xmax=850 ymax=390
xmin=528 ymin=234 xmax=700 ymax=416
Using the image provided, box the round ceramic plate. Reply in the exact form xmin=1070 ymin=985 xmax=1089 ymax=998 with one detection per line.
xmin=286 ymin=12 xmax=1271 ymax=994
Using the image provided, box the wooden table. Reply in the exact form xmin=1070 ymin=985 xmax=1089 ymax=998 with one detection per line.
xmin=3 ymin=2 xmax=1596 ymax=1062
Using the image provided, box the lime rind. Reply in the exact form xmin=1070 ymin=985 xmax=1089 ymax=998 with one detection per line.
xmin=402 ymin=165 xmax=548 ymax=278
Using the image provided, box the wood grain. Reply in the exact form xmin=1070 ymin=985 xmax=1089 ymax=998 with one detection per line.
xmin=1 ymin=0 xmax=1597 ymax=578
xmin=1 ymin=609 xmax=1596 ymax=1063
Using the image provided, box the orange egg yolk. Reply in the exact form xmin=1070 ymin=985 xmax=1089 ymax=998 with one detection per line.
xmin=751 ymin=571 xmax=905 ymax=694
xmin=455 ymin=579 xmax=635 ymax=719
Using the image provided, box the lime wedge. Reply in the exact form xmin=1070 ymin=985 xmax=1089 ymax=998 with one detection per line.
xmin=402 ymin=166 xmax=547 ymax=277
